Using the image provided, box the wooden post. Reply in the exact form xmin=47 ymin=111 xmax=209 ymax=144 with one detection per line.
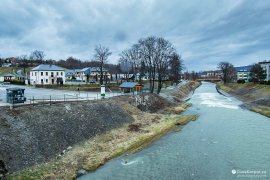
xmin=50 ymin=95 xmax=51 ymax=105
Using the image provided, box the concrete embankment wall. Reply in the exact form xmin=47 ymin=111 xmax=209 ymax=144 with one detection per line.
xmin=0 ymin=100 xmax=134 ymax=173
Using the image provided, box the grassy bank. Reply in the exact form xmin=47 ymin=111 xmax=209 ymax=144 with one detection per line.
xmin=217 ymin=82 xmax=270 ymax=118
xmin=10 ymin=114 xmax=197 ymax=179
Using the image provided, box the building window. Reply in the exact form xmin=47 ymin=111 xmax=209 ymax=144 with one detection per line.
xmin=41 ymin=72 xmax=43 ymax=76
xmin=51 ymin=72 xmax=54 ymax=77
xmin=57 ymin=72 xmax=59 ymax=76
xmin=32 ymin=72 xmax=33 ymax=76
xmin=46 ymin=72 xmax=48 ymax=76
xmin=35 ymin=72 xmax=37 ymax=76
xmin=61 ymin=72 xmax=63 ymax=76
xmin=46 ymin=79 xmax=48 ymax=83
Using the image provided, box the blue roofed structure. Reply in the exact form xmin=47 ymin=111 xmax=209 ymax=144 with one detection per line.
xmin=119 ymin=82 xmax=138 ymax=88
xmin=2 ymin=73 xmax=15 ymax=77
xmin=119 ymin=82 xmax=144 ymax=94
xmin=31 ymin=64 xmax=65 ymax=71
xmin=235 ymin=65 xmax=252 ymax=72
xmin=30 ymin=64 xmax=65 ymax=85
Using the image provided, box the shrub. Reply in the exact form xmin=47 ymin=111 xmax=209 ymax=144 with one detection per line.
xmin=237 ymin=79 xmax=245 ymax=84
xmin=8 ymin=80 xmax=25 ymax=85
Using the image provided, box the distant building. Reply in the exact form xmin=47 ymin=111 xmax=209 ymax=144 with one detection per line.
xmin=199 ymin=70 xmax=222 ymax=79
xmin=259 ymin=61 xmax=270 ymax=81
xmin=74 ymin=67 xmax=111 ymax=82
xmin=119 ymin=82 xmax=144 ymax=94
xmin=1 ymin=63 xmax=12 ymax=67
xmin=135 ymin=73 xmax=149 ymax=81
xmin=65 ymin=69 xmax=81 ymax=80
xmin=1 ymin=73 xmax=16 ymax=81
xmin=235 ymin=66 xmax=252 ymax=82
xmin=30 ymin=64 xmax=65 ymax=85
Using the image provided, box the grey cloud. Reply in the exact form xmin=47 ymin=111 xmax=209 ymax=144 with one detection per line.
xmin=0 ymin=0 xmax=269 ymax=71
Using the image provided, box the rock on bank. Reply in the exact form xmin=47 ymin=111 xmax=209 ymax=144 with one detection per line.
xmin=0 ymin=100 xmax=133 ymax=173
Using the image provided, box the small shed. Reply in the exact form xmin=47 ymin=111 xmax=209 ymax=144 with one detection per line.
xmin=119 ymin=82 xmax=144 ymax=94
xmin=6 ymin=88 xmax=27 ymax=104
xmin=3 ymin=73 xmax=15 ymax=81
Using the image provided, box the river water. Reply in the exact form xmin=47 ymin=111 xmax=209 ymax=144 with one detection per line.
xmin=80 ymin=82 xmax=270 ymax=180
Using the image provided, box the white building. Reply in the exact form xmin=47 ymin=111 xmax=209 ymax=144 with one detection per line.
xmin=30 ymin=64 xmax=65 ymax=85
xmin=259 ymin=61 xmax=270 ymax=81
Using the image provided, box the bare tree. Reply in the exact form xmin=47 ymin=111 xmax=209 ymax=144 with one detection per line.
xmin=218 ymin=61 xmax=235 ymax=84
xmin=137 ymin=36 xmax=157 ymax=93
xmin=155 ymin=37 xmax=175 ymax=94
xmin=119 ymin=49 xmax=133 ymax=81
xmin=18 ymin=55 xmax=28 ymax=74
xmin=120 ymin=36 xmax=180 ymax=94
xmin=93 ymin=45 xmax=112 ymax=85
xmin=29 ymin=50 xmax=45 ymax=63
xmin=169 ymin=52 xmax=183 ymax=84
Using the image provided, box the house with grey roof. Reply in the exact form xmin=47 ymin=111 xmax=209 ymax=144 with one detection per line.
xmin=0 ymin=73 xmax=16 ymax=81
xmin=30 ymin=64 xmax=65 ymax=85
xmin=119 ymin=82 xmax=144 ymax=94
xmin=65 ymin=69 xmax=81 ymax=80
xmin=77 ymin=67 xmax=110 ymax=82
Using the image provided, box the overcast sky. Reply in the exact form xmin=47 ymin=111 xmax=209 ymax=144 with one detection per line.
xmin=0 ymin=0 xmax=269 ymax=71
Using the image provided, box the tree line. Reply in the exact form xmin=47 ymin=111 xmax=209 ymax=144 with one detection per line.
xmin=1 ymin=36 xmax=184 ymax=92
xmin=218 ymin=62 xmax=267 ymax=84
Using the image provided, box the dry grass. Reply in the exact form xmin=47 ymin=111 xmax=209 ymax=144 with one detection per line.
xmin=251 ymin=107 xmax=270 ymax=118
xmin=11 ymin=114 xmax=197 ymax=180
xmin=164 ymin=103 xmax=192 ymax=114
xmin=217 ymin=82 xmax=270 ymax=118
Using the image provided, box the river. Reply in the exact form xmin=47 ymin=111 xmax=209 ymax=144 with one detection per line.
xmin=79 ymin=82 xmax=270 ymax=180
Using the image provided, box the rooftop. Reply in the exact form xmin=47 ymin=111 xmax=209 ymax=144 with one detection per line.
xmin=6 ymin=88 xmax=25 ymax=91
xmin=259 ymin=60 xmax=270 ymax=64
xmin=1 ymin=73 xmax=15 ymax=77
xmin=235 ymin=65 xmax=252 ymax=72
xmin=119 ymin=82 xmax=139 ymax=88
xmin=31 ymin=64 xmax=65 ymax=71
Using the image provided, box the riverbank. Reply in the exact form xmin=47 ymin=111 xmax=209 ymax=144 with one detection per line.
xmin=4 ymin=81 xmax=200 ymax=179
xmin=216 ymin=82 xmax=270 ymax=118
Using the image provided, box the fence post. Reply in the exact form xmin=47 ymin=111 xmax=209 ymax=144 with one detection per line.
xmin=32 ymin=96 xmax=34 ymax=107
xmin=64 ymin=94 xmax=65 ymax=102
xmin=77 ymin=94 xmax=78 ymax=103
xmin=87 ymin=93 xmax=88 ymax=100
xmin=50 ymin=95 xmax=51 ymax=105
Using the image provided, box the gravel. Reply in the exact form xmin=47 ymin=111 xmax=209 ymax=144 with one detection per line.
xmin=0 ymin=99 xmax=133 ymax=173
